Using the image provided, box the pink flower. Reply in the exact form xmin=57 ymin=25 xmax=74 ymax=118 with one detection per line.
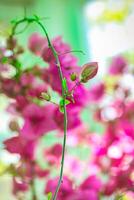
xmin=119 ymin=120 xmax=134 ymax=139
xmin=20 ymin=73 xmax=35 ymax=87
xmin=108 ymin=56 xmax=127 ymax=75
xmin=53 ymin=106 xmax=81 ymax=130
xmin=44 ymin=144 xmax=62 ymax=165
xmin=27 ymin=83 xmax=48 ymax=99
xmin=66 ymin=190 xmax=99 ymax=200
xmin=80 ymin=175 xmax=102 ymax=192
xmin=71 ymin=84 xmax=90 ymax=107
xmin=42 ymin=36 xmax=78 ymax=66
xmin=13 ymin=178 xmax=28 ymax=195
xmin=0 ymin=78 xmax=21 ymax=98
xmin=42 ymin=64 xmax=80 ymax=94
xmin=88 ymin=83 xmax=105 ymax=102
xmin=21 ymin=103 xmax=57 ymax=140
xmin=103 ymin=179 xmax=117 ymax=196
xmin=41 ymin=36 xmax=80 ymax=94
xmin=4 ymin=136 xmax=35 ymax=160
xmin=34 ymin=166 xmax=49 ymax=178
xmin=45 ymin=176 xmax=74 ymax=200
xmin=16 ymin=161 xmax=49 ymax=179
xmin=11 ymin=95 xmax=29 ymax=113
xmin=28 ymin=33 xmax=47 ymax=55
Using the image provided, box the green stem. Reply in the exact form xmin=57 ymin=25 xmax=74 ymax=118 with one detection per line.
xmin=59 ymin=50 xmax=85 ymax=56
xmin=11 ymin=17 xmax=67 ymax=200
xmin=30 ymin=162 xmax=37 ymax=200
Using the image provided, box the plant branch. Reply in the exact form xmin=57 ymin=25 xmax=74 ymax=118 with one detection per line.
xmin=10 ymin=16 xmax=68 ymax=200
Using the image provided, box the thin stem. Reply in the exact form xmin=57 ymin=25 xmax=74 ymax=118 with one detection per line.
xmin=59 ymin=50 xmax=85 ymax=56
xmin=30 ymin=161 xmax=37 ymax=200
xmin=15 ymin=22 xmax=29 ymax=35
xmin=49 ymin=100 xmax=59 ymax=106
xmin=70 ymin=81 xmax=81 ymax=93
xmin=11 ymin=17 xmax=68 ymax=200
xmin=35 ymin=19 xmax=67 ymax=200
xmin=10 ymin=18 xmax=27 ymax=36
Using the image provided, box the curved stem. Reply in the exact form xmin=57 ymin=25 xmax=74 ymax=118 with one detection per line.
xmin=59 ymin=50 xmax=85 ymax=56
xmin=11 ymin=18 xmax=27 ymax=36
xmin=11 ymin=17 xmax=67 ymax=200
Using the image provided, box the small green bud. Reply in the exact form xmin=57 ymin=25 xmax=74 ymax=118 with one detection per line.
xmin=70 ymin=72 xmax=77 ymax=81
xmin=81 ymin=62 xmax=98 ymax=83
xmin=47 ymin=192 xmax=52 ymax=200
xmin=41 ymin=92 xmax=51 ymax=101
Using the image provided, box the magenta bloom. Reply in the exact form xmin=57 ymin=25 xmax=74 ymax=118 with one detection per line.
xmin=20 ymin=73 xmax=35 ymax=87
xmin=44 ymin=143 xmax=62 ymax=165
xmin=13 ymin=178 xmax=28 ymax=195
xmin=0 ymin=78 xmax=21 ymax=98
xmin=41 ymin=36 xmax=80 ymax=94
xmin=53 ymin=106 xmax=81 ymax=130
xmin=28 ymin=33 xmax=47 ymax=55
xmin=108 ymin=56 xmax=127 ymax=75
xmin=88 ymin=83 xmax=105 ymax=102
xmin=42 ymin=36 xmax=78 ymax=65
xmin=4 ymin=136 xmax=35 ymax=160
xmin=66 ymin=190 xmax=99 ymax=200
xmin=80 ymin=175 xmax=102 ymax=192
xmin=45 ymin=176 xmax=74 ymax=200
xmin=21 ymin=103 xmax=56 ymax=140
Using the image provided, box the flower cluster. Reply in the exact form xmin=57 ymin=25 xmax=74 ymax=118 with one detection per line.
xmin=0 ymin=32 xmax=98 ymax=199
xmin=1 ymin=29 xmax=133 ymax=200
xmin=88 ymin=56 xmax=134 ymax=198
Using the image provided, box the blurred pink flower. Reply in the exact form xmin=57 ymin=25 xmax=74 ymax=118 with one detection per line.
xmin=45 ymin=176 xmax=73 ymax=200
xmin=88 ymin=83 xmax=105 ymax=102
xmin=53 ymin=106 xmax=81 ymax=130
xmin=21 ymin=103 xmax=57 ymax=140
xmin=4 ymin=136 xmax=35 ymax=160
xmin=108 ymin=56 xmax=127 ymax=75
xmin=28 ymin=33 xmax=47 ymax=55
xmin=13 ymin=178 xmax=28 ymax=195
xmin=42 ymin=36 xmax=78 ymax=66
xmin=66 ymin=190 xmax=99 ymax=200
xmin=80 ymin=175 xmax=102 ymax=192
xmin=44 ymin=143 xmax=62 ymax=165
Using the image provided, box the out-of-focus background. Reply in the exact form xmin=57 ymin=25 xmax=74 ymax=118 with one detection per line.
xmin=0 ymin=0 xmax=134 ymax=199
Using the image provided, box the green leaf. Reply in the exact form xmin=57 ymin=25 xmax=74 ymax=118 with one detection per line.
xmin=33 ymin=14 xmax=40 ymax=21
xmin=59 ymin=99 xmax=70 ymax=113
xmin=1 ymin=57 xmax=8 ymax=64
xmin=62 ymin=78 xmax=68 ymax=92
xmin=47 ymin=192 xmax=52 ymax=200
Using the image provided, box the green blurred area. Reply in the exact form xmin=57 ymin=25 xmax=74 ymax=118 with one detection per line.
xmin=0 ymin=0 xmax=90 ymax=64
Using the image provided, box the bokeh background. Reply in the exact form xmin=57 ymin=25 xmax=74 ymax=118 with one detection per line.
xmin=0 ymin=0 xmax=134 ymax=199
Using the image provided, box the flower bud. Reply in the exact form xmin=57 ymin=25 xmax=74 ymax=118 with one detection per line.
xmin=80 ymin=62 xmax=98 ymax=83
xmin=70 ymin=72 xmax=77 ymax=81
xmin=9 ymin=120 xmax=19 ymax=132
xmin=7 ymin=37 xmax=17 ymax=50
xmin=41 ymin=92 xmax=51 ymax=101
